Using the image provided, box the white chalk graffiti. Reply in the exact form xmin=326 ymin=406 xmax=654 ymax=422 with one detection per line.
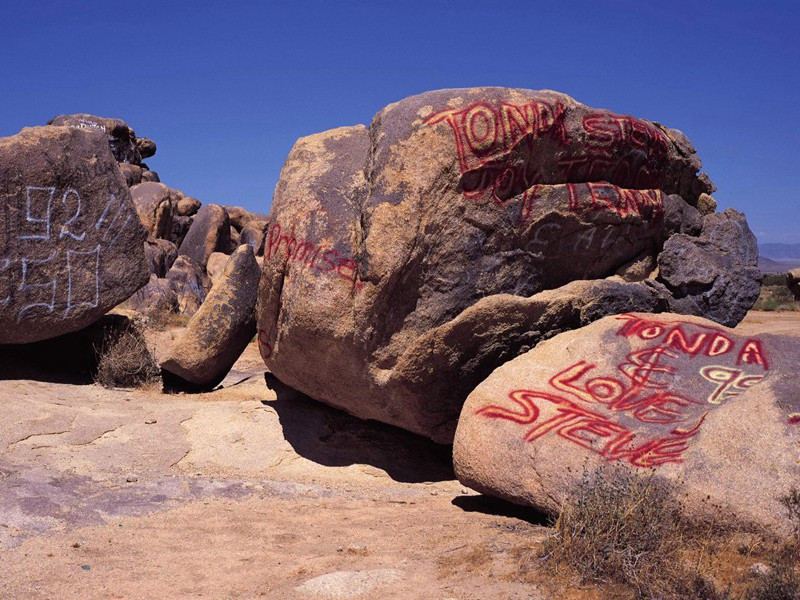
xmin=17 ymin=251 xmax=57 ymax=320
xmin=3 ymin=185 xmax=135 ymax=321
xmin=59 ymin=189 xmax=86 ymax=241
xmin=18 ymin=186 xmax=55 ymax=241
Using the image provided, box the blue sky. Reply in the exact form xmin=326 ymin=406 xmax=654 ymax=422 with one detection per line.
xmin=1 ymin=1 xmax=797 ymax=242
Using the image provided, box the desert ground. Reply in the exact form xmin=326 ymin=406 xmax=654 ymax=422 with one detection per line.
xmin=0 ymin=310 xmax=797 ymax=600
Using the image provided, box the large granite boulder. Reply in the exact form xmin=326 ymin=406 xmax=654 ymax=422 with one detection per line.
xmin=240 ymin=219 xmax=267 ymax=255
xmin=454 ymin=312 xmax=798 ymax=538
xmin=0 ymin=126 xmax=148 ymax=344
xmin=143 ymin=238 xmax=178 ymax=277
xmin=161 ymin=245 xmax=261 ymax=390
xmin=177 ymin=204 xmax=230 ymax=268
xmin=123 ymin=275 xmax=179 ymax=317
xmin=787 ymin=268 xmax=800 ymax=300
xmin=255 ymin=87 xmax=757 ymax=442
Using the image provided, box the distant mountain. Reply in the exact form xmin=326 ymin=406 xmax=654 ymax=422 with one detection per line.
xmin=759 ymin=243 xmax=800 ymax=260
xmin=758 ymin=256 xmax=800 ymax=274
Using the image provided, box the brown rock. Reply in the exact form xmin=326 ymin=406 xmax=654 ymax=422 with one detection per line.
xmin=123 ymin=274 xmax=179 ymax=317
xmin=166 ymin=255 xmax=211 ymax=316
xmin=0 ymin=126 xmax=148 ymax=344
xmin=240 ymin=220 xmax=267 ymax=255
xmin=49 ymin=114 xmax=142 ymax=164
xmin=141 ymin=169 xmax=160 ymax=183
xmin=255 ymin=88 xmax=753 ymax=442
xmin=161 ymin=245 xmax=261 ymax=390
xmin=454 ymin=312 xmax=798 ymax=538
xmin=177 ymin=204 xmax=230 ymax=268
xmin=696 ymin=192 xmax=717 ymax=216
xmin=788 ymin=269 xmax=800 ymax=300
xmin=226 ymin=206 xmax=267 ymax=231
xmin=171 ymin=216 xmax=192 ymax=248
xmin=228 ymin=226 xmax=241 ymax=253
xmin=206 ymin=252 xmax=229 ymax=287
xmin=143 ymin=238 xmax=178 ymax=277
xmin=175 ymin=196 xmax=201 ymax=217
xmin=118 ymin=163 xmax=143 ymax=187
xmin=136 ymin=137 xmax=157 ymax=159
xmin=130 ymin=182 xmax=174 ymax=240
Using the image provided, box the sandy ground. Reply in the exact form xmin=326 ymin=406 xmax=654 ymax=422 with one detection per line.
xmin=0 ymin=310 xmax=796 ymax=599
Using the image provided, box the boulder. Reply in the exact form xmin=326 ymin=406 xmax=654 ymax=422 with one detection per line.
xmin=48 ymin=114 xmax=142 ymax=164
xmin=226 ymin=206 xmax=267 ymax=231
xmin=130 ymin=182 xmax=174 ymax=239
xmin=696 ymin=192 xmax=717 ymax=216
xmin=141 ymin=169 xmax=160 ymax=183
xmin=165 ymin=255 xmax=211 ymax=316
xmin=658 ymin=209 xmax=761 ymax=326
xmin=161 ymin=245 xmax=261 ymax=390
xmin=177 ymin=204 xmax=230 ymax=268
xmin=256 ymin=87 xmax=756 ymax=442
xmin=143 ymin=238 xmax=178 ymax=277
xmin=206 ymin=252 xmax=229 ymax=286
xmin=228 ymin=226 xmax=241 ymax=253
xmin=171 ymin=215 xmax=192 ymax=248
xmin=136 ymin=137 xmax=157 ymax=159
xmin=118 ymin=163 xmax=143 ymax=187
xmin=240 ymin=219 xmax=267 ymax=255
xmin=123 ymin=274 xmax=179 ymax=317
xmin=0 ymin=126 xmax=149 ymax=344
xmin=454 ymin=312 xmax=799 ymax=538
xmin=175 ymin=196 xmax=201 ymax=217
xmin=787 ymin=269 xmax=800 ymax=300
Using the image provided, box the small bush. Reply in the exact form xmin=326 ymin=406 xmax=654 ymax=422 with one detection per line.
xmin=746 ymin=565 xmax=799 ymax=600
xmin=543 ymin=465 xmax=727 ymax=599
xmin=94 ymin=323 xmax=160 ymax=389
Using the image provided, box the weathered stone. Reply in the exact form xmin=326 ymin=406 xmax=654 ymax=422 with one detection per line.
xmin=165 ymin=255 xmax=211 ymax=316
xmin=662 ymin=194 xmax=702 ymax=238
xmin=228 ymin=226 xmax=240 ymax=253
xmin=226 ymin=206 xmax=267 ymax=231
xmin=454 ymin=312 xmax=797 ymax=538
xmin=123 ymin=274 xmax=179 ymax=317
xmin=177 ymin=204 xmax=230 ymax=268
xmin=658 ymin=209 xmax=761 ymax=326
xmin=171 ymin=216 xmax=192 ymax=249
xmin=697 ymin=192 xmax=717 ymax=216
xmin=0 ymin=126 xmax=148 ymax=344
xmin=131 ymin=182 xmax=174 ymax=240
xmin=136 ymin=137 xmax=156 ymax=159
xmin=118 ymin=163 xmax=143 ymax=187
xmin=161 ymin=245 xmax=261 ymax=389
xmin=143 ymin=238 xmax=178 ymax=278
xmin=240 ymin=220 xmax=267 ymax=255
xmin=49 ymin=114 xmax=142 ymax=164
xmin=255 ymin=88 xmax=749 ymax=442
xmin=206 ymin=252 xmax=229 ymax=286
xmin=141 ymin=169 xmax=160 ymax=183
xmin=175 ymin=196 xmax=201 ymax=217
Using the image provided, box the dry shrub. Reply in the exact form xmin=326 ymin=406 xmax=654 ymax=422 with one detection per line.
xmin=543 ymin=465 xmax=728 ymax=599
xmin=94 ymin=322 xmax=160 ymax=389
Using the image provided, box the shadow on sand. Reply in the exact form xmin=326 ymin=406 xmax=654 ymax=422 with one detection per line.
xmin=261 ymin=374 xmax=455 ymax=484
xmin=451 ymin=494 xmax=551 ymax=527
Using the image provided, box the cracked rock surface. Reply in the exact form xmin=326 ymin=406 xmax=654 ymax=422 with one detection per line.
xmin=256 ymin=87 xmax=760 ymax=442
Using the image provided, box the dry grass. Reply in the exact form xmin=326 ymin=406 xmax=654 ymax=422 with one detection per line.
xmin=94 ymin=322 xmax=160 ymax=389
xmin=753 ymin=275 xmax=800 ymax=311
xmin=542 ymin=465 xmax=728 ymax=599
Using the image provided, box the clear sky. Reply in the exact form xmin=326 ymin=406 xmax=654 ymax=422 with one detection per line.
xmin=1 ymin=1 xmax=797 ymax=242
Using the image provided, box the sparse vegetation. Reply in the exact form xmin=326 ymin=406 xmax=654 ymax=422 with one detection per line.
xmin=94 ymin=322 xmax=160 ymax=389
xmin=753 ymin=274 xmax=800 ymax=311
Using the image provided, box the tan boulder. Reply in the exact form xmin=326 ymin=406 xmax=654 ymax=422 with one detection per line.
xmin=165 ymin=255 xmax=211 ymax=316
xmin=130 ymin=182 xmax=174 ymax=239
xmin=161 ymin=245 xmax=261 ymax=390
xmin=256 ymin=87 xmax=758 ymax=442
xmin=177 ymin=204 xmax=230 ymax=268
xmin=454 ymin=312 xmax=799 ymax=537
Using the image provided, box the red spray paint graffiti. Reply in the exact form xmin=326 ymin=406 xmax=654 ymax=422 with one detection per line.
xmin=476 ymin=314 xmax=769 ymax=467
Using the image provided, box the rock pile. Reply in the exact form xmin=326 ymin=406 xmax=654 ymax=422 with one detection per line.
xmin=255 ymin=87 xmax=761 ymax=443
xmin=454 ymin=312 xmax=799 ymax=537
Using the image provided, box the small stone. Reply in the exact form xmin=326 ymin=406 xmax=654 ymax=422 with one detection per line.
xmin=749 ymin=562 xmax=772 ymax=577
xmin=125 ymin=476 xmax=138 ymax=483
xmin=144 ymin=420 xmax=157 ymax=425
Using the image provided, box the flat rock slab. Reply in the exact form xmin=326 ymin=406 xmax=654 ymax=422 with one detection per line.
xmin=295 ymin=569 xmax=403 ymax=598
xmin=0 ymin=126 xmax=149 ymax=343
xmin=454 ymin=312 xmax=800 ymax=537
